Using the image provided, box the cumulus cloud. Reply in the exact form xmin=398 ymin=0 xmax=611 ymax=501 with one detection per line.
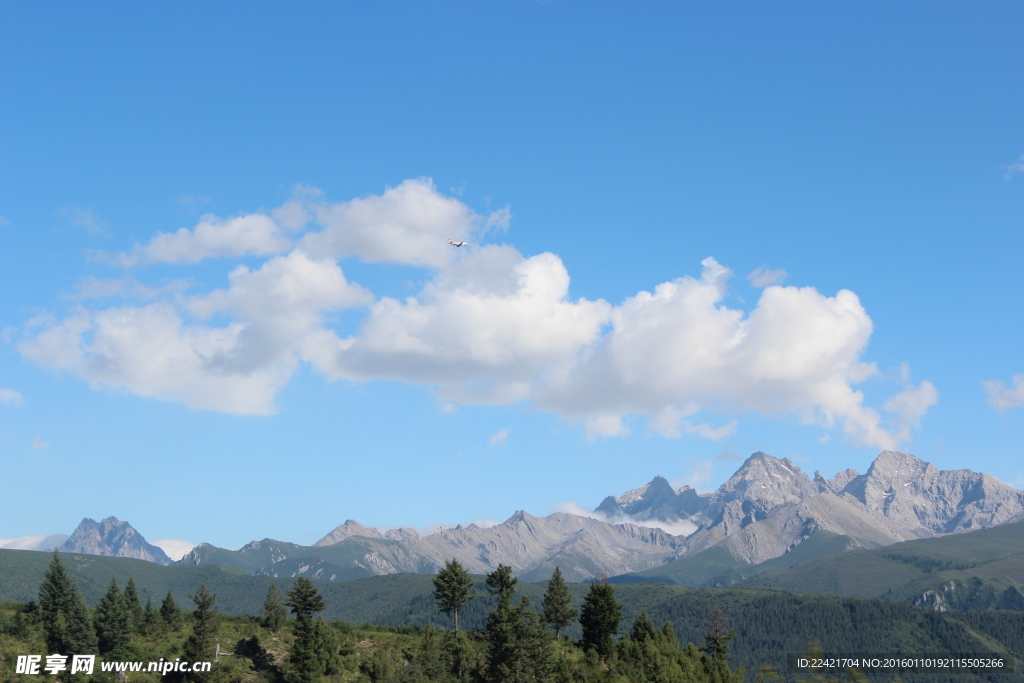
xmin=300 ymin=178 xmax=484 ymax=268
xmin=59 ymin=207 xmax=111 ymax=236
xmin=301 ymin=244 xmax=612 ymax=405
xmin=529 ymin=258 xmax=933 ymax=449
xmin=152 ymin=539 xmax=196 ymax=561
xmin=0 ymin=388 xmax=23 ymax=407
xmin=17 ymin=180 xmax=936 ymax=447
xmin=110 ymin=212 xmax=292 ymax=266
xmin=19 ymin=252 xmax=371 ymax=415
xmin=747 ymin=265 xmax=788 ymax=287
xmin=489 ymin=428 xmax=510 ymax=446
xmin=31 ymin=436 xmax=50 ymax=450
xmin=983 ymin=374 xmax=1024 ymax=412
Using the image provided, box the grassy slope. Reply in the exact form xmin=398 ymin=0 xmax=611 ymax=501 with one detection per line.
xmin=742 ymin=521 xmax=1024 ymax=599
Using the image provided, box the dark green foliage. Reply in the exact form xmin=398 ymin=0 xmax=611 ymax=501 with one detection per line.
xmin=161 ymin=589 xmax=182 ymax=630
xmin=542 ymin=567 xmax=576 ymax=640
xmin=480 ymin=566 xmax=554 ymax=682
xmin=578 ymin=580 xmax=622 ymax=658
xmin=484 ymin=565 xmax=519 ymax=682
xmin=181 ymin=585 xmax=218 ymax=682
xmin=287 ymin=576 xmax=326 ymax=617
xmin=123 ymin=576 xmax=144 ymax=633
xmin=700 ymin=609 xmax=741 ymax=683
xmin=616 ymin=616 xmax=710 ymax=683
xmin=38 ymin=551 xmax=97 ymax=655
xmin=433 ymin=559 xmax=475 ymax=632
xmin=291 ymin=614 xmax=344 ymax=683
xmin=94 ymin=576 xmax=132 ymax=656
xmin=514 ymin=597 xmax=553 ymax=681
xmin=262 ymin=583 xmax=288 ymax=631
xmin=630 ymin=611 xmax=657 ymax=643
xmin=485 ymin=563 xmax=518 ymax=600
xmin=391 ymin=624 xmax=463 ymax=682
xmin=142 ymin=595 xmax=158 ymax=635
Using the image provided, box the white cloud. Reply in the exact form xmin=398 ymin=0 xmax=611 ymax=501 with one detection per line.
xmin=488 ymin=428 xmax=510 ymax=446
xmin=0 ymin=388 xmax=23 ymax=407
xmin=300 ymin=178 xmax=482 ymax=268
xmin=0 ymin=533 xmax=69 ymax=551
xmin=19 ymin=251 xmax=370 ymax=415
xmin=0 ymin=214 xmax=10 ymax=227
xmin=31 ymin=436 xmax=50 ymax=450
xmin=983 ymin=374 xmax=1024 ymax=412
xmin=112 ymin=213 xmax=291 ymax=266
xmin=302 ymin=244 xmax=612 ymax=405
xmin=59 ymin=207 xmax=111 ymax=236
xmin=552 ymin=500 xmax=697 ymax=536
xmin=152 ymin=539 xmax=195 ymax=561
xmin=747 ymin=265 xmax=788 ymax=287
xmin=17 ymin=181 xmax=935 ymax=447
xmin=533 ymin=258 xmax=930 ymax=449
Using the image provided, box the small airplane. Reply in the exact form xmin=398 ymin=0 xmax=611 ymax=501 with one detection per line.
xmin=448 ymin=238 xmax=468 ymax=247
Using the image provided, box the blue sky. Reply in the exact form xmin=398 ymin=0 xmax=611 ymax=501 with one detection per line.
xmin=1 ymin=2 xmax=1022 ymax=557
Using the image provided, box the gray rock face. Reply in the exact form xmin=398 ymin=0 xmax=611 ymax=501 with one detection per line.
xmin=314 ymin=520 xmax=384 ymax=546
xmin=58 ymin=517 xmax=171 ymax=565
xmin=608 ymin=450 xmax=1024 ymax=567
xmin=174 ymin=450 xmax=1024 ymax=583
xmin=310 ymin=510 xmax=686 ymax=582
xmin=833 ymin=451 xmax=1024 ymax=535
xmin=595 ymin=475 xmax=702 ymax=522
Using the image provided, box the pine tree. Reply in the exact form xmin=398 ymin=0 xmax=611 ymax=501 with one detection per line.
xmin=289 ymin=613 xmax=342 ymax=683
xmin=700 ymin=609 xmax=741 ymax=683
xmin=262 ymin=584 xmax=288 ymax=632
xmin=288 ymin=614 xmax=320 ymax=683
xmin=123 ymin=577 xmax=144 ymax=634
xmin=160 ymin=591 xmax=182 ymax=630
xmin=286 ymin=577 xmax=326 ymax=618
xmin=142 ymin=596 xmax=158 ymax=636
xmin=541 ymin=567 xmax=576 ymax=641
xmin=630 ymin=611 xmax=657 ymax=644
xmin=38 ymin=551 xmax=97 ymax=655
xmin=484 ymin=565 xmax=519 ymax=682
xmin=39 ymin=551 xmax=74 ymax=653
xmin=285 ymin=578 xmax=336 ymax=683
xmin=94 ymin=576 xmax=132 ymax=657
xmin=578 ymin=579 xmax=622 ymax=659
xmin=182 ymin=585 xmax=218 ymax=682
xmin=432 ymin=559 xmax=475 ymax=633
xmin=515 ymin=596 xmax=552 ymax=682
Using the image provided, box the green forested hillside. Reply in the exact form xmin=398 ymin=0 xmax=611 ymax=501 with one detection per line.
xmin=610 ymin=520 xmax=1024 ymax=615
xmin=738 ymin=521 xmax=1024 ymax=608
xmin=2 ymin=549 xmax=1022 ymax=682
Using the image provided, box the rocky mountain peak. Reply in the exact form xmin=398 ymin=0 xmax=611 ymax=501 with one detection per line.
xmin=865 ymin=451 xmax=933 ymax=484
xmin=835 ymin=452 xmax=1024 ymax=534
xmin=505 ymin=510 xmax=537 ymax=525
xmin=717 ymin=452 xmax=817 ymax=498
xmin=314 ymin=520 xmax=383 ymax=547
xmin=58 ymin=516 xmax=171 ymax=565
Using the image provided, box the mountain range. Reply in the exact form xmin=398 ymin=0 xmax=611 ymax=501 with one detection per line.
xmin=15 ymin=450 xmax=1024 ymax=586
